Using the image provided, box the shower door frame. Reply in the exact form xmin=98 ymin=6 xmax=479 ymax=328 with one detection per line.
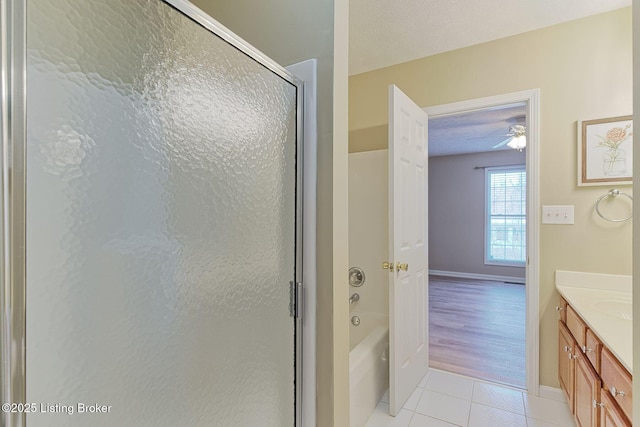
xmin=0 ymin=0 xmax=307 ymax=426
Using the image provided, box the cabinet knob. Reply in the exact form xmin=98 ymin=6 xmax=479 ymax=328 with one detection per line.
xmin=563 ymin=345 xmax=570 ymax=352
xmin=610 ymin=386 xmax=626 ymax=397
xmin=555 ymin=306 xmax=564 ymax=312
xmin=568 ymin=353 xmax=578 ymax=360
xmin=581 ymin=345 xmax=593 ymax=353
xmin=593 ymin=399 xmax=604 ymax=408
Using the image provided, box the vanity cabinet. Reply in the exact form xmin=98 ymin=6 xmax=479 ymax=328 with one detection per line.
xmin=585 ymin=329 xmax=602 ymax=373
xmin=574 ymin=350 xmax=601 ymax=427
xmin=601 ymin=348 xmax=633 ymax=422
xmin=559 ymin=321 xmax=576 ymax=413
xmin=600 ymin=389 xmax=631 ymax=427
xmin=558 ymin=298 xmax=632 ymax=426
xmin=567 ymin=305 xmax=587 ymax=348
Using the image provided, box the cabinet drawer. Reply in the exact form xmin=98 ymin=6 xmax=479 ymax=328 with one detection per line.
xmin=566 ymin=305 xmax=586 ymax=348
xmin=584 ymin=329 xmax=602 ymax=373
xmin=601 ymin=347 xmax=632 ymax=421
xmin=557 ymin=296 xmax=567 ymax=324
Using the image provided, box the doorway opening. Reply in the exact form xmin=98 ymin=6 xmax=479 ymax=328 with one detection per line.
xmin=425 ymin=90 xmax=540 ymax=393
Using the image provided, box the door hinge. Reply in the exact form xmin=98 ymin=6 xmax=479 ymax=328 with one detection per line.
xmin=290 ymin=281 xmax=303 ymax=319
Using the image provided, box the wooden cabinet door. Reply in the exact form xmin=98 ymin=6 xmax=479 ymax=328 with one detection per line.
xmin=559 ymin=321 xmax=576 ymax=412
xmin=575 ymin=352 xmax=601 ymax=427
xmin=600 ymin=388 xmax=631 ymax=427
xmin=601 ymin=347 xmax=632 ymax=421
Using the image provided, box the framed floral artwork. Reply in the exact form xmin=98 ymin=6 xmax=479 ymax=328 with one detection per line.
xmin=578 ymin=115 xmax=633 ymax=186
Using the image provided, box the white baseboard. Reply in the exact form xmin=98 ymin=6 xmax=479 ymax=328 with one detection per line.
xmin=537 ymin=385 xmax=567 ymax=403
xmin=429 ymin=269 xmax=525 ymax=284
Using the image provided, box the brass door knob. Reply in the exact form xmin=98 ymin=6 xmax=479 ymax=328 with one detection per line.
xmin=396 ymin=262 xmax=409 ymax=272
xmin=382 ymin=261 xmax=394 ymax=272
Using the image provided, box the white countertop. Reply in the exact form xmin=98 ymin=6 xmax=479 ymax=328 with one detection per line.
xmin=555 ymin=270 xmax=632 ymax=373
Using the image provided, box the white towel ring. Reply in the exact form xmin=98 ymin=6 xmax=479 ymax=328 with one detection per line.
xmin=595 ymin=189 xmax=633 ymax=223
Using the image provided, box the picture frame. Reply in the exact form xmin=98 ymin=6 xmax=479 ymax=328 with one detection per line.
xmin=578 ymin=115 xmax=633 ymax=186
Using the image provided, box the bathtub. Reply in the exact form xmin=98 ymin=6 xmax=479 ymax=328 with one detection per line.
xmin=349 ymin=312 xmax=389 ymax=427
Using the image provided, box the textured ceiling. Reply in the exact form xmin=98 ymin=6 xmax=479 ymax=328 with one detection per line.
xmin=349 ymin=0 xmax=631 ymax=75
xmin=429 ymin=104 xmax=526 ymax=157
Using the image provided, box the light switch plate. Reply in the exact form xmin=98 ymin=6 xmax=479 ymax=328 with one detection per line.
xmin=542 ymin=205 xmax=574 ymax=224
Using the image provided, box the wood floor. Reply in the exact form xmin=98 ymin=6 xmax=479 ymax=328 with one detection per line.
xmin=429 ymin=275 xmax=526 ymax=388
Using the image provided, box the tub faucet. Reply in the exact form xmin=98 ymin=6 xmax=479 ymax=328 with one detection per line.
xmin=349 ymin=293 xmax=360 ymax=304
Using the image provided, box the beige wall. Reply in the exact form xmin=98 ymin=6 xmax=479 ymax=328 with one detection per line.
xmin=190 ymin=1 xmax=349 ymax=425
xmin=350 ymin=8 xmax=632 ymax=388
xmin=349 ymin=150 xmax=389 ymax=318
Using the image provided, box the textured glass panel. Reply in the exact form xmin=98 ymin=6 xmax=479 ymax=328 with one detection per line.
xmin=26 ymin=1 xmax=297 ymax=426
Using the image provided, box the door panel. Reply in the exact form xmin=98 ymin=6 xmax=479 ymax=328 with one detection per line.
xmin=388 ymin=85 xmax=429 ymax=415
xmin=559 ymin=321 xmax=576 ymax=413
xmin=575 ymin=353 xmax=601 ymax=427
xmin=25 ymin=1 xmax=298 ymax=426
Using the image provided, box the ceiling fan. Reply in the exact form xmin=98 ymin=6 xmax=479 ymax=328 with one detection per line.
xmin=492 ymin=124 xmax=527 ymax=151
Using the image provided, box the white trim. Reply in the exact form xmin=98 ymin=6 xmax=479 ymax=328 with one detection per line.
xmin=537 ymin=386 xmax=567 ymax=404
xmin=429 ymin=270 xmax=525 ymax=284
xmin=425 ymin=88 xmax=541 ymax=396
xmin=287 ymin=59 xmax=318 ymax=427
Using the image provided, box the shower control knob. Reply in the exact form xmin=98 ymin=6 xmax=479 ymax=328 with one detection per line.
xmin=349 ymin=267 xmax=366 ymax=287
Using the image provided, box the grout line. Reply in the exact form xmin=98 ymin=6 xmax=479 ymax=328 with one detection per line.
xmin=466 ymin=384 xmax=474 ymax=427
xmin=369 ymin=370 xmax=571 ymax=427
xmin=471 ymin=400 xmax=527 ymax=417
xmin=406 ymin=408 xmax=416 ymax=426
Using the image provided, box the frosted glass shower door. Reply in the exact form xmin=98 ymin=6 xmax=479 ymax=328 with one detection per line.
xmin=24 ymin=0 xmax=300 ymax=426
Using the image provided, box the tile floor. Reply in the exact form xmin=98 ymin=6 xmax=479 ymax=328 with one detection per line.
xmin=365 ymin=369 xmax=575 ymax=427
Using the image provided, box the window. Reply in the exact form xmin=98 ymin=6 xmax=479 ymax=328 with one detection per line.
xmin=485 ymin=166 xmax=526 ymax=266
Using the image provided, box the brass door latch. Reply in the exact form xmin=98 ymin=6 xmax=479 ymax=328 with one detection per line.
xmin=382 ymin=261 xmax=409 ymax=272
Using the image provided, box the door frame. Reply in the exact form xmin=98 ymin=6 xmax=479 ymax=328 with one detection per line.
xmin=424 ymin=89 xmax=541 ymax=395
xmin=0 ymin=0 xmax=312 ymax=425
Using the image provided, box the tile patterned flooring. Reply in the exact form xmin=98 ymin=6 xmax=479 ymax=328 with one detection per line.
xmin=365 ymin=370 xmax=575 ymax=427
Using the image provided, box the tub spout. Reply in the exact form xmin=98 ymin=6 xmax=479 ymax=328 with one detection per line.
xmin=349 ymin=293 xmax=360 ymax=304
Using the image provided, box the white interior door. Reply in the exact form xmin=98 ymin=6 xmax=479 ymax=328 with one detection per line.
xmin=388 ymin=84 xmax=429 ymax=416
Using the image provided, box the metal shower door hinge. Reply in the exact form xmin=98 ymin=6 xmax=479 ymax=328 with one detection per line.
xmin=289 ymin=281 xmax=303 ymax=319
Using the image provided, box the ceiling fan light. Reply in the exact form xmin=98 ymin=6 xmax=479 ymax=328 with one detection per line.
xmin=507 ymin=134 xmax=526 ymax=151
